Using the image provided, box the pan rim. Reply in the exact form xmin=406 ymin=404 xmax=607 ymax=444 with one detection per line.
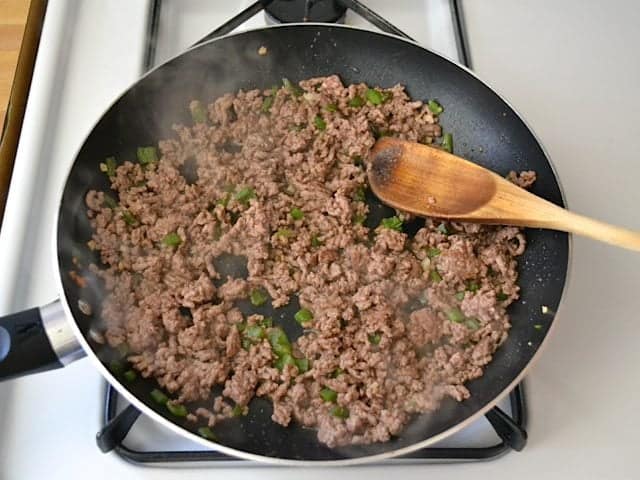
xmin=52 ymin=22 xmax=573 ymax=466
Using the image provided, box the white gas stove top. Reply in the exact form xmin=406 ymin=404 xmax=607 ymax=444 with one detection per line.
xmin=3 ymin=1 xmax=639 ymax=479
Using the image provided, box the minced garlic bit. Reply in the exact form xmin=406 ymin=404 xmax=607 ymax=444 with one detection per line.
xmin=421 ymin=257 xmax=431 ymax=271
xmin=88 ymin=328 xmax=105 ymax=344
xmin=258 ymin=45 xmax=268 ymax=56
xmin=78 ymin=299 xmax=92 ymax=316
xmin=541 ymin=305 xmax=549 ymax=314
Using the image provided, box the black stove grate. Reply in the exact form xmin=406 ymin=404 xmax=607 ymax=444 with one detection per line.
xmin=264 ymin=0 xmax=347 ymax=24
xmin=143 ymin=0 xmax=418 ymax=71
xmin=100 ymin=381 xmax=527 ymax=464
xmin=100 ymin=0 xmax=528 ymax=465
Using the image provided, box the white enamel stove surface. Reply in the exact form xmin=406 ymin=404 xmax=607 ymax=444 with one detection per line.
xmin=0 ymin=1 xmax=513 ymax=478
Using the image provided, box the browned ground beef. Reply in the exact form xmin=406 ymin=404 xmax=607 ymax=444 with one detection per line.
xmin=85 ymin=75 xmax=533 ymax=447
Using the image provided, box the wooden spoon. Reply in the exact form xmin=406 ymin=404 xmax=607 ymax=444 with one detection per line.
xmin=368 ymin=137 xmax=640 ymax=252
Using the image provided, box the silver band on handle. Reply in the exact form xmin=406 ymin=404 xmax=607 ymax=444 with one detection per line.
xmin=40 ymin=300 xmax=85 ymax=365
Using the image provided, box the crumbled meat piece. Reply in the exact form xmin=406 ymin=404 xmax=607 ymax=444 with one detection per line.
xmin=408 ymin=308 xmax=443 ymax=346
xmin=436 ymin=237 xmax=483 ymax=281
xmin=506 ymin=170 xmax=536 ymax=189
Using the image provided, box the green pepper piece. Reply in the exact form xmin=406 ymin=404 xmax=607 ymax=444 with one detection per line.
xmin=121 ymin=210 xmax=139 ymax=226
xmin=151 ymin=389 xmax=169 ymax=405
xmin=437 ymin=223 xmax=449 ymax=235
xmin=331 ymin=406 xmax=349 ymax=419
xmin=282 ymin=78 xmax=304 ymax=97
xmin=190 ymin=100 xmax=207 ymax=123
xmin=314 ymin=115 xmax=326 ymax=131
xmin=446 ymin=307 xmax=465 ymax=323
xmin=348 ymin=96 xmax=365 ymax=108
xmin=234 ymin=187 xmax=256 ymax=205
xmin=290 ymin=207 xmax=304 ymax=220
xmin=467 ymin=281 xmax=480 ymax=292
xmin=276 ymin=228 xmax=294 ymax=238
xmin=274 ymin=353 xmax=296 ymax=371
xmin=268 ymin=327 xmax=292 ymax=356
xmin=380 ymin=216 xmax=403 ymax=232
xmin=442 ymin=133 xmax=453 ymax=153
xmin=162 ymin=232 xmax=182 ymax=247
xmin=100 ymin=157 xmax=117 ymax=178
xmin=166 ymin=402 xmax=188 ymax=417
xmin=366 ymin=88 xmax=383 ymax=105
xmin=295 ymin=357 xmax=310 ymax=373
xmin=137 ymin=146 xmax=158 ymax=165
xmin=261 ymin=95 xmax=274 ymax=113
xmin=353 ymin=213 xmax=367 ymax=225
xmin=465 ymin=318 xmax=481 ymax=330
xmin=427 ymin=99 xmax=444 ymax=115
xmin=354 ymin=187 xmax=366 ymax=202
xmin=103 ymin=194 xmax=118 ymax=209
xmin=241 ymin=337 xmax=253 ymax=351
xmin=260 ymin=317 xmax=273 ymax=328
xmin=249 ymin=288 xmax=269 ymax=307
xmin=198 ymin=426 xmax=217 ymax=440
xmin=232 ymin=404 xmax=246 ymax=417
xmin=109 ymin=360 xmax=124 ymax=375
xmin=320 ymin=387 xmax=338 ymax=403
xmin=245 ymin=325 xmax=265 ymax=341
xmin=216 ymin=193 xmax=231 ymax=208
xmin=294 ymin=308 xmax=313 ymax=325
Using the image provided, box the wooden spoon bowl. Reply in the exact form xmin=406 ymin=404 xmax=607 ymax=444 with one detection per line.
xmin=368 ymin=137 xmax=640 ymax=251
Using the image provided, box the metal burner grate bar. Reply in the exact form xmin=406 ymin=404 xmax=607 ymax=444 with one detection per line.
xmin=100 ymin=382 xmax=526 ymax=464
xmin=337 ymin=0 xmax=412 ymax=40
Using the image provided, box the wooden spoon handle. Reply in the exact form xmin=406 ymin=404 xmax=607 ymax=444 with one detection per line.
xmin=485 ymin=177 xmax=640 ymax=252
xmin=506 ymin=189 xmax=640 ymax=251
xmin=544 ymin=206 xmax=640 ymax=252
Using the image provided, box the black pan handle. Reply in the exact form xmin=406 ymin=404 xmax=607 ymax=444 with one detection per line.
xmin=0 ymin=300 xmax=85 ymax=381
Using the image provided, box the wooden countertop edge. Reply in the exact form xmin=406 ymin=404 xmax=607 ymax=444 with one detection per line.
xmin=0 ymin=0 xmax=48 ymax=230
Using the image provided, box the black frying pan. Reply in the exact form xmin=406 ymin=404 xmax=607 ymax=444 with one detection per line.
xmin=0 ymin=24 xmax=569 ymax=464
